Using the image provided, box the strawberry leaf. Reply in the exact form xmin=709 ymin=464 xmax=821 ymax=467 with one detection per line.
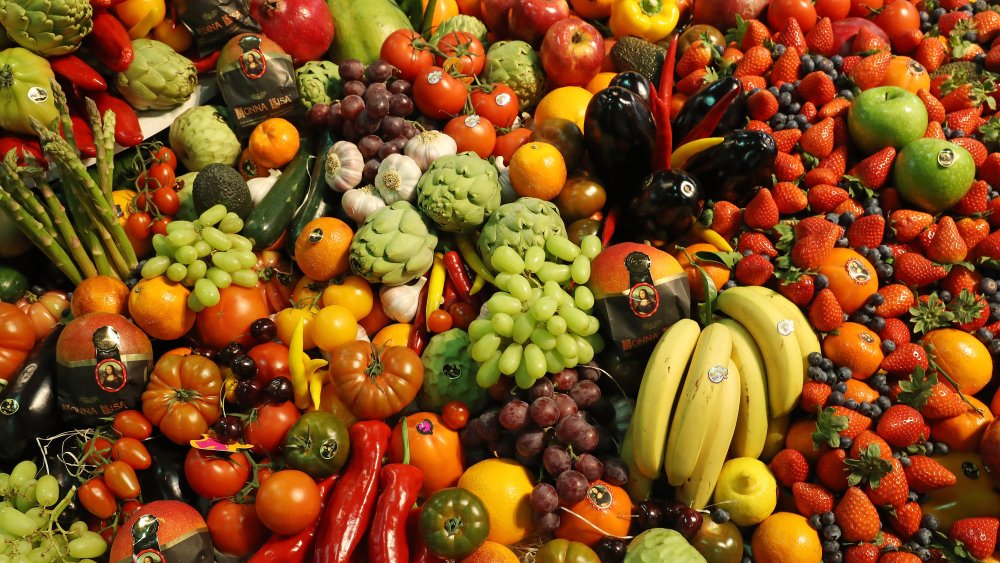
xmin=897 ymin=366 xmax=936 ymax=411
xmin=812 ymin=407 xmax=849 ymax=449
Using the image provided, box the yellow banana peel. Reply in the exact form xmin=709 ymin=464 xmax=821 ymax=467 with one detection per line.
xmin=691 ymin=223 xmax=734 ymax=252
xmin=670 ymin=136 xmax=724 ymax=169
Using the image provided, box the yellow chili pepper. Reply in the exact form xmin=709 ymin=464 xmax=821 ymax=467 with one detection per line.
xmin=469 ymin=275 xmax=485 ymax=296
xmin=456 ymin=234 xmax=494 ymax=285
xmin=309 ymin=369 xmax=327 ymax=411
xmin=609 ymin=0 xmax=680 ymax=43
xmin=426 ymin=252 xmax=446 ymax=318
xmin=289 ymin=319 xmax=328 ymax=410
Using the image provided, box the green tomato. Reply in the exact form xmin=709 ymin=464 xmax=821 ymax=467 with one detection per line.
xmin=419 ymin=487 xmax=490 ymax=558
xmin=537 ymin=538 xmax=601 ymax=563
xmin=282 ymin=411 xmax=350 ymax=478
xmin=0 ymin=48 xmax=59 ymax=136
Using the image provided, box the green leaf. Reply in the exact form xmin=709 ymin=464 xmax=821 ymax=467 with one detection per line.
xmin=897 ymin=366 xmax=936 ymax=411
xmin=844 ymin=443 xmax=893 ymax=488
xmin=909 ymin=293 xmax=955 ymax=335
xmin=812 ymin=407 xmax=849 ymax=449
xmin=694 ymin=250 xmax=742 ymax=269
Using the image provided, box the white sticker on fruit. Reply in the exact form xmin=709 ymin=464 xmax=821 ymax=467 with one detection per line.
xmin=937 ymin=148 xmax=955 ymax=168
xmin=707 ymin=365 xmax=728 ymax=384
xmin=464 ymin=114 xmax=481 ymax=127
xmin=496 ymin=92 xmax=511 ymax=106
xmin=777 ymin=319 xmax=795 ymax=336
xmin=27 ymin=87 xmax=48 ymax=103
xmin=427 ymin=70 xmax=443 ymax=85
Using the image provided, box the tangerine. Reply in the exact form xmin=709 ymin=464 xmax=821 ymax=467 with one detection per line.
xmin=844 ymin=379 xmax=879 ymax=404
xmin=508 ymin=142 xmax=567 ymax=201
xmin=931 ymin=395 xmax=994 ymax=452
xmin=673 ymin=243 xmax=731 ymax=302
xmin=459 ymin=541 xmax=519 ymax=562
xmin=751 ymin=512 xmax=822 ymax=563
xmin=128 ymin=277 xmax=196 ymax=340
xmin=992 ymin=387 xmax=1000 ymax=417
xmin=555 ymin=480 xmax=632 ymax=546
xmin=72 ymin=275 xmax=130 ymax=317
xmin=248 ymin=118 xmax=300 ymax=170
xmin=294 ymin=217 xmax=353 ymax=282
xmin=880 ymin=56 xmax=930 ymax=94
xmin=822 ymin=322 xmax=884 ymax=380
xmin=291 ymin=276 xmax=324 ymax=309
xmin=817 ymin=248 xmax=878 ymax=314
xmin=585 ymin=71 xmax=616 ymax=94
xmin=921 ymin=328 xmax=993 ymax=395
xmin=786 ymin=418 xmax=827 ymax=463
xmin=458 ymin=459 xmax=534 ymax=545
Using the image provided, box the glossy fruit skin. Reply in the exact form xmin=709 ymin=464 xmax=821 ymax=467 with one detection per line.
xmin=255 ymin=469 xmax=322 ymax=535
xmin=15 ymin=290 xmax=69 ymax=341
xmin=112 ymin=437 xmax=152 ymax=470
xmin=531 ymin=117 xmax=586 ymax=172
xmin=244 ymin=400 xmax=301 ymax=455
xmin=623 ymin=169 xmax=705 ymax=244
xmin=283 ymin=410 xmax=350 ymax=477
xmin=113 ymin=410 xmax=154 ymax=439
xmin=184 ymin=448 xmax=251 ymax=499
xmin=768 ymin=0 xmax=818 ymax=31
xmin=537 ymin=538 xmax=602 ymax=562
xmin=104 ymin=460 xmax=141 ymax=499
xmin=247 ymin=342 xmax=291 ymax=382
xmin=0 ymin=303 xmax=36 ymax=383
xmin=437 ymin=31 xmax=486 ymax=76
xmin=671 ymin=76 xmax=746 ymax=146
xmin=79 ymin=478 xmax=117 ymax=519
xmin=207 ymin=499 xmax=269 ymax=557
xmin=328 ymin=342 xmax=424 ymax=420
xmin=389 ymin=413 xmax=464 ymax=496
xmin=583 ymin=86 xmax=656 ymax=206
xmin=692 ymin=518 xmax=745 ymax=563
xmin=142 ymin=354 xmax=223 ymax=445
xmin=680 ymin=129 xmax=777 ymax=207
xmin=196 ymin=285 xmax=270 ymax=350
xmin=0 ymin=327 xmax=60 ymax=461
xmin=419 ymin=487 xmax=491 ymax=558
xmin=608 ymin=71 xmax=653 ymax=106
xmin=380 ymin=29 xmax=434 ymax=81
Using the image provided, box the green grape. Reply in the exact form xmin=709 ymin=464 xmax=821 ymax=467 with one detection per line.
xmin=476 ymin=352 xmax=502 ymax=388
xmin=228 ymin=234 xmax=253 ymax=251
xmin=164 ymin=220 xmax=194 ymax=234
xmin=530 ymin=297 xmax=557 ymax=322
xmin=201 ymin=226 xmax=232 ymax=251
xmin=471 ymin=333 xmax=502 ymax=363
xmin=206 ymin=268 xmax=232 ymax=289
xmin=194 ymin=279 xmax=221 ymax=307
xmin=528 ymin=288 xmax=542 ymax=306
xmin=166 ymin=263 xmax=187 ymax=282
xmin=193 ymin=240 xmax=213 ymax=258
xmin=555 ymin=288 xmax=575 ymax=310
xmin=199 ymin=204 xmax=228 ymax=226
xmin=545 ymin=235 xmax=580 ymax=261
xmin=487 ymin=294 xmax=522 ymax=317
xmin=531 ymin=328 xmax=557 ymax=350
xmin=514 ymin=361 xmax=533 ymax=389
xmin=187 ymin=291 xmax=206 ymax=313
xmin=574 ymin=286 xmax=594 ymax=311
xmin=506 ymin=275 xmax=531 ymax=302
xmin=571 ymin=255 xmax=591 ymax=284
xmin=581 ymin=235 xmax=602 ymax=259
xmin=33 ymin=476 xmax=57 ymax=508
xmin=68 ymin=521 xmax=88 ymax=539
xmin=582 ymin=316 xmax=600 ymax=336
xmin=491 ymin=246 xmax=525 ymax=275
xmin=218 ymin=213 xmax=244 ymax=234
xmin=574 ymin=335 xmax=595 ymax=364
xmin=585 ymin=332 xmax=605 ymax=354
xmin=232 ymin=269 xmax=259 ymax=288
xmin=173 ymin=245 xmax=198 ymax=265
xmin=0 ymin=505 xmax=38 ymax=536
xmin=468 ymin=319 xmax=494 ymax=342
xmin=537 ymin=262 xmax=571 ymax=284
xmin=0 ymin=473 xmax=9 ymax=496
xmin=546 ymin=315 xmax=567 ymax=336
xmin=13 ymin=483 xmax=36 ymax=512
xmin=0 ymin=555 xmax=10 ymax=563
xmin=22 ymin=507 xmax=45 ymax=530
xmin=9 ymin=462 xmax=35 ymax=490
xmin=151 ymin=234 xmax=175 ymax=256
xmin=50 ymin=536 xmax=68 ymax=557
xmin=499 ymin=343 xmax=523 ymax=376
xmin=184 ymin=260 xmax=207 ymax=285
xmin=493 ymin=273 xmax=511 ymax=292
xmin=512 ymin=313 xmax=534 ymax=344
xmin=234 ymin=250 xmax=258 ymax=269
xmin=212 ymin=251 xmax=241 ymax=273
xmin=544 ymin=349 xmax=565 ymax=374
xmin=27 ymin=546 xmax=54 ymax=563
xmin=523 ymin=246 xmax=545 ymax=272
xmin=560 ymin=306 xmax=591 ymax=335
xmin=191 ymin=219 xmax=204 ymax=230
xmin=556 ymin=333 xmax=578 ymax=359
xmin=140 ymin=256 xmax=171 ymax=279
xmin=523 ymin=343 xmax=546 ymax=379
xmin=166 ymin=228 xmax=198 ymax=247
xmin=67 ymin=532 xmax=107 ymax=559
xmin=542 ymin=281 xmax=562 ymax=299
xmin=562 ymin=354 xmax=579 ymax=370
xmin=491 ymin=313 xmax=514 ymax=338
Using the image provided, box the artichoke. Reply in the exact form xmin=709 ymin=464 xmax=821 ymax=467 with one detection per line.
xmin=168 ymin=105 xmax=241 ymax=172
xmin=430 ymin=15 xmax=488 ymax=47
xmin=482 ymin=40 xmax=546 ymax=110
xmin=416 ymin=150 xmax=500 ymax=233
xmin=478 ymin=197 xmax=566 ymax=265
xmin=349 ymin=201 xmax=438 ymax=286
xmin=296 ymin=60 xmax=342 ymax=110
xmin=0 ymin=0 xmax=92 ymax=56
xmin=115 ymin=39 xmax=197 ymax=111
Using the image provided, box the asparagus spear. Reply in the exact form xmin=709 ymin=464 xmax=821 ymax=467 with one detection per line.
xmin=0 ymin=151 xmax=55 ymax=235
xmin=32 ymin=173 xmax=99 ymax=279
xmin=62 ymin=175 xmax=130 ymax=279
xmin=84 ymin=98 xmax=115 ymax=208
xmin=64 ymin=183 xmax=114 ymax=279
xmin=0 ymin=188 xmax=82 ymax=284
xmin=50 ymin=79 xmax=78 ymax=158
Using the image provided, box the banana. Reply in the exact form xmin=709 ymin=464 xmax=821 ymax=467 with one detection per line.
xmin=717 ymin=318 xmax=769 ymax=459
xmin=691 ymin=223 xmax=734 ymax=252
xmin=675 ymin=358 xmax=742 ymax=509
xmin=664 ymin=323 xmax=733 ymax=486
xmin=716 ymin=287 xmax=803 ymax=418
xmin=761 ymin=414 xmax=792 ymax=462
xmin=670 ymin=137 xmax=725 ymax=169
xmin=630 ymin=318 xmax=701 ymax=479
xmin=620 ymin=420 xmax=654 ymax=501
xmin=744 ymin=286 xmax=822 ymax=373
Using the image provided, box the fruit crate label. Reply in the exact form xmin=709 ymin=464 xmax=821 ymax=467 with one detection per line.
xmin=217 ymin=34 xmax=301 ymax=136
xmin=177 ymin=0 xmax=261 ymax=57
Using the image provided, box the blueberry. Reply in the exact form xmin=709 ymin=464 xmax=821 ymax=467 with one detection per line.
xmin=833 ymin=382 xmax=847 ymax=393
xmin=768 ymin=86 xmax=781 ymax=97
xmin=851 ymin=312 xmax=871 ymax=324
xmin=796 ymin=114 xmax=809 ymax=124
xmin=876 ymin=263 xmax=894 ymax=279
xmin=810 ymin=514 xmax=823 ymax=529
xmin=809 ymin=366 xmax=827 ymax=380
xmin=840 ymin=212 xmax=856 ymax=225
xmin=818 ymin=59 xmax=835 ymax=73
xmin=824 ymin=554 xmax=843 ymax=563
xmin=924 ymin=442 xmax=936 ymax=455
xmin=862 ymin=304 xmax=877 ymax=315
xmin=828 ymin=391 xmax=845 ymax=406
xmin=951 ymin=129 xmax=966 ymax=139
xmin=823 ymin=524 xmax=842 ymax=541
xmin=711 ymin=508 xmax=731 ymax=524
xmin=839 ymin=90 xmax=854 ymax=100
xmin=936 ymin=442 xmax=950 ymax=455
xmin=921 ymin=514 xmax=940 ymax=531
xmin=786 ymin=120 xmax=801 ymax=130
xmin=808 ymin=352 xmax=824 ymax=366
xmin=774 ymin=44 xmax=787 ymax=56
xmin=822 ymin=540 xmax=840 ymax=555
xmin=788 ymin=102 xmax=802 ymax=114
xmin=980 ymin=278 xmax=997 ymax=295
xmin=781 ymin=83 xmax=796 ymax=94
xmin=990 ymin=303 xmax=1000 ymax=321
xmin=939 ymin=290 xmax=952 ymax=303
xmin=844 ymin=399 xmax=859 ymax=409
xmin=942 ymin=125 xmax=953 ymax=136
xmin=900 ymin=456 xmax=912 ymax=469
xmin=878 ymin=245 xmax=893 ymax=260
xmin=963 ymin=31 xmax=978 ymax=42
xmin=877 ymin=396 xmax=892 ymax=410
xmin=801 ymin=58 xmax=816 ymax=73
xmin=868 ymin=293 xmax=885 ymax=306
xmin=820 ymin=359 xmax=834 ymax=370
xmin=976 ymin=327 xmax=993 ymax=343
xmin=836 ymin=237 xmax=849 ymax=247
xmin=915 ymin=528 xmax=933 ymax=546
xmin=836 ymin=367 xmax=853 ymax=381
xmin=869 ymin=316 xmax=886 ymax=332
xmin=815 ymin=275 xmax=829 ymax=290
xmin=821 ymin=512 xmax=836 ymax=526
xmin=974 ymin=53 xmax=986 ymax=65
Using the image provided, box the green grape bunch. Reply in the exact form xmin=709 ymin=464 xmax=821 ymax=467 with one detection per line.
xmin=470 ymin=235 xmax=605 ymax=390
xmin=0 ymin=461 xmax=107 ymax=563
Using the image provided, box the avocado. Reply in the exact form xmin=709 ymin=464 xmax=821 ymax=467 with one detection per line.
xmin=611 ymin=36 xmax=667 ymax=86
xmin=192 ymin=164 xmax=253 ymax=219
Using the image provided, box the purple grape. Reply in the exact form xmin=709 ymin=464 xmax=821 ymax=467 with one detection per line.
xmin=675 ymin=507 xmax=704 ymax=540
xmin=356 ymin=112 xmax=381 ymax=136
xmin=529 ymin=378 xmax=554 ymax=400
xmin=460 ymin=422 xmax=483 ymax=447
xmin=362 ymin=158 xmax=380 ymax=184
xmin=573 ymin=425 xmax=599 ymax=452
xmin=379 ymin=116 xmax=404 ymax=138
xmin=535 ymin=511 xmax=561 ymax=531
xmin=491 ymin=436 xmax=516 ymax=458
xmin=307 ymin=103 xmax=329 ymax=128
xmin=556 ymin=470 xmax=588 ymax=505
xmin=340 ymin=59 xmax=364 ymax=81
xmin=602 ymin=458 xmax=629 ymax=487
xmin=570 ymin=380 xmax=601 ymax=408
xmin=499 ymin=399 xmax=529 ymax=431
xmin=579 ymin=361 xmax=602 ymax=382
xmin=264 ymin=376 xmax=293 ymax=403
xmin=543 ymin=445 xmax=572 ymax=476
xmin=389 ymin=137 xmax=409 ymax=152
xmin=415 ymin=114 xmax=440 ymax=131
xmin=388 ymin=79 xmax=412 ymax=95
xmin=377 ymin=142 xmax=402 ymax=159
xmin=555 ymin=414 xmax=587 ymax=444
xmin=364 ymin=82 xmax=389 ymax=102
xmin=531 ymin=483 xmax=559 ymax=513
xmin=389 ymin=94 xmax=414 ymax=117
xmin=340 ymin=120 xmax=360 ymax=142
xmin=365 ymin=59 xmax=394 ymax=82
xmin=343 ymin=80 xmax=366 ymax=97
xmin=476 ymin=411 xmax=501 ymax=442
xmin=465 ymin=447 xmax=489 ymax=466
xmin=552 ymin=393 xmax=579 ymax=420
xmin=341 ymin=95 xmax=365 ymax=120
xmin=529 ymin=396 xmax=560 ymax=427
xmin=553 ymin=369 xmax=579 ymax=391
xmin=400 ymin=120 xmax=418 ymax=139
xmin=574 ymin=453 xmax=605 ymax=482
xmin=516 ymin=430 xmax=546 ymax=458
xmin=235 ymin=379 xmax=264 ymax=407
xmin=231 ymin=354 xmax=257 ymax=380
xmin=250 ymin=318 xmax=276 ymax=342
xmin=358 ymin=135 xmax=383 ymax=161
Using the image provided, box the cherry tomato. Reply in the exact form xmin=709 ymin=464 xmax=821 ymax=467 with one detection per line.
xmin=849 ymin=0 xmax=884 ymax=18
xmin=254 ymin=470 xmax=322 ymax=535
xmin=446 ymin=301 xmax=476 ymax=331
xmin=153 ymin=146 xmax=178 ymax=169
xmin=83 ymin=436 xmax=113 ymax=465
xmin=257 ymin=459 xmax=274 ymax=485
xmin=247 ymin=342 xmax=291 ymax=382
xmin=413 ymin=66 xmax=468 ymax=119
xmin=873 ymin=0 xmax=920 ymax=38
xmin=125 ymin=212 xmax=153 ymax=240
xmin=815 ymin=0 xmax=850 ymax=20
xmin=243 ymin=401 xmax=301 ymax=455
xmin=103 ymin=460 xmax=141 ymax=500
xmin=207 ymin=499 xmax=269 ymax=557
xmin=113 ymin=410 xmax=153 ymax=439
xmin=436 ymin=31 xmax=486 ymax=76
xmin=134 ymin=191 xmax=149 ymax=212
xmin=444 ymin=114 xmax=496 ymax=158
xmin=112 ymin=437 xmax=152 ymax=471
xmin=184 ymin=449 xmax=251 ymax=499
xmin=380 ymin=29 xmax=435 ymax=82
xmin=151 ymin=216 xmax=172 ymax=236
xmin=555 ymin=176 xmax=608 ymax=222
xmin=493 ymin=128 xmax=532 ymax=163
xmin=121 ymin=500 xmax=142 ymax=521
xmin=768 ymin=0 xmax=818 ymax=32
xmin=471 ymin=84 xmax=520 ymax=128
xmin=152 ymin=186 xmax=180 ymax=215
xmin=442 ymin=400 xmax=470 ymax=429
xmin=79 ymin=478 xmax=117 ymax=519
xmin=138 ymin=163 xmax=176 ymax=191
xmin=426 ymin=309 xmax=454 ymax=333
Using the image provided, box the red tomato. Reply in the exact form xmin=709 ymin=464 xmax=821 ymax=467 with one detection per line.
xmin=207 ymin=500 xmax=269 ymax=557
xmin=413 ymin=66 xmax=468 ymax=119
xmin=103 ymin=461 xmax=141 ymax=500
xmin=426 ymin=309 xmax=454 ymax=333
xmin=152 ymin=186 xmax=180 ymax=215
xmin=113 ymin=410 xmax=153 ymax=439
xmin=153 ymin=147 xmax=178 ymax=169
xmin=112 ymin=437 xmax=152 ymax=470
xmin=442 ymin=400 xmax=470 ymax=429
xmin=471 ymin=84 xmax=520 ymax=128
xmin=873 ymin=0 xmax=919 ymax=38
xmin=120 ymin=500 xmax=142 ymax=521
xmin=436 ymin=31 xmax=486 ymax=76
xmin=446 ymin=302 xmax=476 ymax=331
xmin=14 ymin=290 xmax=68 ymax=343
xmin=380 ymin=29 xmax=435 ymax=81
xmin=184 ymin=449 xmax=251 ymax=499
xmin=815 ymin=0 xmax=850 ymax=20
xmin=134 ymin=191 xmax=149 ymax=212
xmin=79 ymin=478 xmax=117 ymax=519
xmin=492 ymin=128 xmax=532 ymax=163
xmin=247 ymin=342 xmax=291 ymax=383
xmin=125 ymin=212 xmax=153 ymax=240
xmin=243 ymin=401 xmax=300 ymax=455
xmin=254 ymin=470 xmax=321 ymax=535
xmin=140 ymin=163 xmax=177 ymax=191
xmin=83 ymin=435 xmax=113 ymax=465
xmin=768 ymin=0 xmax=818 ymax=32
xmin=151 ymin=216 xmax=172 ymax=236
xmin=196 ymin=285 xmax=269 ymax=350
xmin=444 ymin=114 xmax=496 ymax=158
xmin=849 ymin=0 xmax=884 ymax=18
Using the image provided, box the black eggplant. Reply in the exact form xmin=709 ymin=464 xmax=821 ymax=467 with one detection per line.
xmin=583 ymin=86 xmax=657 ymax=206
xmin=0 ymin=326 xmax=62 ymax=462
xmin=681 ymin=129 xmax=778 ymax=207
xmin=608 ymin=72 xmax=653 ymax=106
xmin=139 ymin=436 xmax=201 ymax=507
xmin=671 ymin=76 xmax=746 ymax=146
xmin=623 ymin=169 xmax=705 ymax=243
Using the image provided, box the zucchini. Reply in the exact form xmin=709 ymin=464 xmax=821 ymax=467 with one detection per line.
xmin=241 ymin=142 xmax=314 ymax=250
xmin=286 ymin=133 xmax=337 ymax=258
xmin=0 ymin=264 xmax=28 ymax=302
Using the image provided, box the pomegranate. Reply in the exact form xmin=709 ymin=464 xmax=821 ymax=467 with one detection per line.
xmin=249 ymin=0 xmax=334 ymax=64
xmin=692 ymin=0 xmax=769 ymax=29
xmin=832 ymin=17 xmax=890 ymax=55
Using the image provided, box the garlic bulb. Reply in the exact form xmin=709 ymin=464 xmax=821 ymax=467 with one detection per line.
xmin=380 ymin=276 xmax=427 ymax=323
xmin=325 ymin=141 xmax=364 ymax=192
xmin=342 ymin=185 xmax=386 ymax=224
xmin=374 ymin=154 xmax=421 ymax=204
xmin=404 ymin=130 xmax=458 ymax=171
xmin=247 ymin=169 xmax=282 ymax=206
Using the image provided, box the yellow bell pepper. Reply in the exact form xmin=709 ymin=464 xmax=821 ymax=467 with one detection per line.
xmin=609 ymin=0 xmax=680 ymax=43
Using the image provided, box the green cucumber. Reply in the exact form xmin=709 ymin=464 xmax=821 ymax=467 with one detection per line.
xmin=286 ymin=133 xmax=336 ymax=258
xmin=241 ymin=143 xmax=314 ymax=250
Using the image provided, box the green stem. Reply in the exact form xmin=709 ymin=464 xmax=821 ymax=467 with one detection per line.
xmin=65 ymin=188 xmax=114 ymax=279
xmin=0 ymin=152 xmax=55 ymax=235
xmin=35 ymin=175 xmax=98 ymax=279
xmin=0 ymin=188 xmax=82 ymax=284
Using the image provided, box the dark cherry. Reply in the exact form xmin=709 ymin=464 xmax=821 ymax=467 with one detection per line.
xmin=675 ymin=506 xmax=704 ymax=540
xmin=592 ymin=537 xmax=628 ymax=562
xmin=212 ymin=415 xmax=244 ymax=444
xmin=231 ymin=354 xmax=258 ymax=380
xmin=265 ymin=377 xmax=293 ymax=404
xmin=235 ymin=379 xmax=265 ymax=408
xmin=250 ymin=318 xmax=277 ymax=343
xmin=215 ymin=342 xmax=243 ymax=367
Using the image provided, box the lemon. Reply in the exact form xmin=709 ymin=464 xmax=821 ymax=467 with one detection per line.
xmin=457 ymin=459 xmax=534 ymax=545
xmin=712 ymin=457 xmax=777 ymax=527
xmin=533 ymin=86 xmax=593 ymax=133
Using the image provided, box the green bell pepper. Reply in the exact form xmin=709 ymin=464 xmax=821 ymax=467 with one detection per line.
xmin=418 ymin=487 xmax=491 ymax=558
xmin=282 ymin=411 xmax=350 ymax=478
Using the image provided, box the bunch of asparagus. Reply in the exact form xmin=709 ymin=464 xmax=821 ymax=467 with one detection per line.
xmin=0 ymin=80 xmax=138 ymax=285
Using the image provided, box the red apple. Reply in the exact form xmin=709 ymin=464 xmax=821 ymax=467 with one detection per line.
xmin=509 ymin=0 xmax=570 ymax=46
xmin=540 ymin=17 xmax=604 ymax=87
xmin=982 ymin=419 xmax=1000 ymax=485
xmin=692 ymin=0 xmax=768 ymax=29
xmin=481 ymin=0 xmax=516 ymax=34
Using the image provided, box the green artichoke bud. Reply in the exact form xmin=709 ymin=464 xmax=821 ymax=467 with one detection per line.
xmin=349 ymin=201 xmax=438 ymax=286
xmin=430 ymin=15 xmax=488 ymax=47
xmin=0 ymin=0 xmax=92 ymax=55
xmin=482 ymin=40 xmax=546 ymax=110
xmin=115 ymin=39 xmax=197 ymax=111
xmin=169 ymin=105 xmax=241 ymax=172
xmin=296 ymin=60 xmax=342 ymax=110
xmin=417 ymin=149 xmax=500 ymax=233
xmin=478 ymin=197 xmax=566 ymax=265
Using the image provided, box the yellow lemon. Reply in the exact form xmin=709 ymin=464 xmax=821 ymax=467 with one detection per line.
xmin=457 ymin=459 xmax=534 ymax=545
xmin=713 ymin=457 xmax=778 ymax=527
xmin=533 ymin=86 xmax=593 ymax=133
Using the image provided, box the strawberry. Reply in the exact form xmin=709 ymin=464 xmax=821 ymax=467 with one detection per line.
xmin=951 ymin=288 xmax=989 ymax=332
xmin=846 ymin=214 xmax=886 ymax=249
xmin=745 ymin=188 xmax=779 ymax=230
xmin=734 ymin=45 xmax=772 ymax=77
xmin=976 ymin=10 xmax=1000 ymax=43
xmin=710 ymin=200 xmax=742 ymax=240
xmin=975 ymin=230 xmax=1000 ymax=260
xmin=938 ymin=10 xmax=972 ymax=36
xmin=676 ymin=69 xmax=711 ymax=96
xmin=738 ymin=232 xmax=778 ymax=257
xmin=791 ymin=233 xmax=836 ymax=269
xmin=722 ymin=46 xmax=744 ymax=65
xmin=809 ymin=288 xmax=844 ymax=332
xmin=889 ymin=210 xmax=933 ymax=243
xmin=773 ymin=181 xmax=809 ymax=214
xmin=801 ymin=380 xmax=832 ymax=413
xmin=834 ymin=406 xmax=872 ymax=440
xmin=831 ymin=115 xmax=848 ymax=145
xmin=844 ymin=544 xmax=881 ymax=563
xmin=951 ymin=137 xmax=988 ymax=167
xmin=939 ymin=0 xmax=969 ymax=9
xmin=914 ymin=37 xmax=948 ymax=72
xmin=894 ymin=252 xmax=948 ymax=287
xmin=878 ymin=550 xmax=915 ymax=562
xmin=941 ymin=265 xmax=979 ymax=298
xmin=800 ymin=116 xmax=835 ymax=157
xmin=806 ymin=17 xmax=836 ymax=56
xmin=792 ymin=482 xmax=834 ymax=517
xmin=777 ymin=271 xmax=816 ymax=306
xmin=904 ymin=455 xmax=957 ymax=493
xmin=818 ymin=98 xmax=852 ymax=120
xmin=795 ymin=215 xmax=841 ymax=239
xmin=804 ymin=167 xmax=841 ymax=188
xmin=808 ymin=184 xmax=849 ymax=213
xmin=732 ymin=16 xmax=771 ymax=50
xmin=926 ymin=216 xmax=968 ymax=264
xmin=769 ymin=46 xmax=801 ymax=86
xmin=924 ymin=120 xmax=946 ymax=139
xmin=892 ymin=29 xmax=924 ymax=56
xmin=888 ymin=502 xmax=923 ymax=539
xmin=772 ymin=129 xmax=803 ymax=153
xmin=746 ymin=119 xmax=773 ymax=134
xmin=875 ymin=285 xmax=915 ymax=318
xmin=738 ymin=75 xmax=768 ymax=91
xmin=676 ymin=38 xmax=713 ymax=78
xmin=879 ymin=187 xmax=903 ymax=213
xmin=847 ymin=147 xmax=896 ymax=189
xmin=817 ymin=147 xmax=847 ymax=178
xmin=955 ymin=217 xmax=990 ymax=250
xmin=879 ymin=317 xmax=912 ymax=346
xmin=849 ymin=52 xmax=891 ymax=91
xmin=776 ymin=17 xmax=807 ymax=53
xmin=981 ymin=152 xmax=1000 ymax=188
xmin=799 ymin=72 xmax=837 ymax=107
xmin=917 ymin=89 xmax=946 ymax=123
xmin=876 ymin=404 xmax=925 ymax=448
xmin=802 ymin=103 xmax=818 ymax=124
xmin=949 ymin=517 xmax=1000 ymax=560
xmin=850 ymin=430 xmax=892 ymax=460
xmin=840 ymin=55 xmax=862 ymax=74
xmin=835 ymin=486 xmax=881 ymax=542
xmin=952 ymin=179 xmax=989 ymax=215
xmin=771 ymin=448 xmax=811 ymax=487
xmin=747 ymin=90 xmax=780 ymax=121
xmin=847 ymin=450 xmax=909 ymax=508
xmin=734 ymin=253 xmax=774 ymax=286
xmin=882 ymin=532 xmax=903 ymax=548
xmin=916 ymin=224 xmax=937 ymax=252
xmin=880 ymin=342 xmax=930 ymax=377
xmin=774 ymin=152 xmax=805 ymax=181
xmin=817 ymin=448 xmax=850 ymax=491
xmin=945 ymin=106 xmax=984 ymax=131
xmin=987 ymin=44 xmax=1000 ymax=72
xmin=988 ymin=197 xmax=1000 ymax=229
xmin=899 ymin=367 xmax=968 ymax=419
xmin=852 ymin=26 xmax=889 ymax=53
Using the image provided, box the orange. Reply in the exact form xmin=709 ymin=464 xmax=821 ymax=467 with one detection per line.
xmin=570 ymin=0 xmax=614 ymax=18
xmin=248 ymin=117 xmax=300 ymax=170
xmin=992 ymin=387 xmax=1000 ymax=417
xmin=372 ymin=323 xmax=411 ymax=349
xmin=128 ymin=277 xmax=196 ymax=340
xmin=72 ymin=275 xmax=130 ymax=317
xmin=460 ymin=541 xmax=519 ymax=562
xmin=821 ymin=322 xmax=884 ymax=380
xmin=458 ymin=459 xmax=534 ymax=545
xmin=844 ymin=379 xmax=879 ymax=404
xmin=817 ymin=248 xmax=878 ymax=314
xmin=921 ymin=328 xmax=993 ymax=395
xmin=673 ymin=243 xmax=731 ymax=302
xmin=752 ymin=512 xmax=822 ymax=563
xmin=533 ymin=86 xmax=593 ymax=133
xmin=585 ymin=71 xmax=616 ymax=94
xmin=508 ymin=142 xmax=567 ymax=201
xmin=556 ymin=481 xmax=632 ymax=546
xmin=421 ymin=0 xmax=459 ymax=28
xmin=787 ymin=418 xmax=826 ymax=463
xmin=931 ymin=395 xmax=994 ymax=452
xmin=880 ymin=56 xmax=930 ymax=94
xmin=294 ymin=217 xmax=353 ymax=281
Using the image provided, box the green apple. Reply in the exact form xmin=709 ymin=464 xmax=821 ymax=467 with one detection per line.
xmin=894 ymin=138 xmax=975 ymax=213
xmin=847 ymin=86 xmax=928 ymax=155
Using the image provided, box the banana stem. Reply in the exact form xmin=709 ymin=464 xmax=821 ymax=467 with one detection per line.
xmin=0 ymin=187 xmax=82 ymax=284
xmin=35 ymin=175 xmax=98 ymax=279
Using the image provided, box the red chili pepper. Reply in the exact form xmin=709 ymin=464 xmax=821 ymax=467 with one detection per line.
xmin=89 ymin=0 xmax=126 ymax=8
xmin=408 ymin=280 xmax=430 ymax=355
xmin=314 ymin=421 xmax=392 ymax=563
xmin=62 ymin=114 xmax=97 ymax=158
xmin=85 ymin=12 xmax=134 ymax=73
xmin=651 ymin=34 xmax=679 ymax=171
xmin=601 ymin=207 xmax=618 ymax=248
xmin=443 ymin=250 xmax=474 ymax=305
xmin=368 ymin=464 xmax=423 ymax=563
xmin=248 ymin=474 xmax=339 ymax=563
xmin=92 ymin=91 xmax=144 ymax=147
xmin=0 ymin=136 xmax=45 ymax=166
xmin=190 ymin=50 xmax=221 ymax=74
xmin=442 ymin=278 xmax=458 ymax=310
xmin=678 ymin=86 xmax=743 ymax=146
xmin=49 ymin=55 xmax=107 ymax=91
